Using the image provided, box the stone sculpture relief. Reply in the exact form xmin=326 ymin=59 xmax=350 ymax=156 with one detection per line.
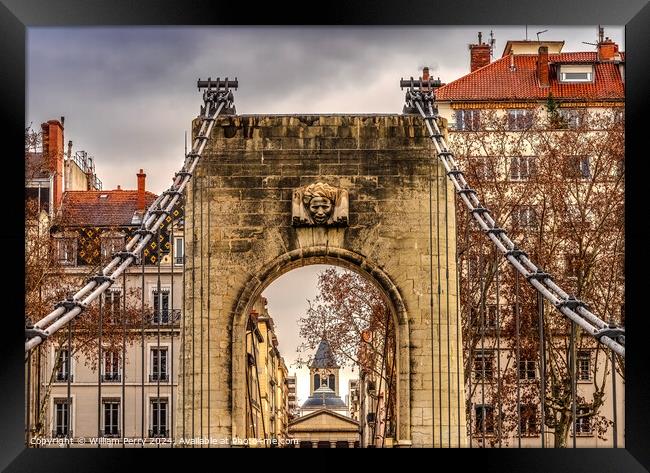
xmin=292 ymin=182 xmax=349 ymax=227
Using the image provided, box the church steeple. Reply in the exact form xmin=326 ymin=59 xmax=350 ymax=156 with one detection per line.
xmin=308 ymin=338 xmax=340 ymax=397
xmin=301 ymin=337 xmax=347 ymax=415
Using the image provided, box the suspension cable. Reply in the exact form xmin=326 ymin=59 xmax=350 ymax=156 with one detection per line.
xmin=400 ymin=82 xmax=625 ymax=357
xmin=25 ymin=78 xmax=237 ymax=353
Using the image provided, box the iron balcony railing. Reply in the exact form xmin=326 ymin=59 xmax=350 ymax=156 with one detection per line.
xmin=149 ymin=373 xmax=169 ymax=382
xmin=148 ymin=428 xmax=168 ymax=438
xmin=102 ymin=373 xmax=121 ymax=382
xmin=149 ymin=309 xmax=181 ymax=325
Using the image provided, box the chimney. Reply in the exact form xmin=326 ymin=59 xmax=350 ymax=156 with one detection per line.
xmin=597 ymin=36 xmax=619 ymax=61
xmin=137 ymin=169 xmax=146 ymax=211
xmin=537 ymin=45 xmax=550 ymax=87
xmin=422 ymin=67 xmax=430 ymax=82
xmin=41 ymin=119 xmax=65 ymax=212
xmin=469 ymin=31 xmax=492 ymax=72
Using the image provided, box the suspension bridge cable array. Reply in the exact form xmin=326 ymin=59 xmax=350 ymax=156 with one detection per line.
xmin=24 ymin=79 xmax=237 ymax=353
xmin=400 ymin=80 xmax=625 ymax=358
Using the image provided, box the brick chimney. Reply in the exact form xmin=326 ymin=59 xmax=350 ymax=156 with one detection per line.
xmin=41 ymin=119 xmax=65 ymax=212
xmin=469 ymin=32 xmax=491 ymax=72
xmin=537 ymin=45 xmax=550 ymax=87
xmin=137 ymin=169 xmax=146 ymax=211
xmin=597 ymin=36 xmax=619 ymax=61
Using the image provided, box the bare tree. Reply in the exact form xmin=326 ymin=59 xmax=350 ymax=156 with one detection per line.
xmin=452 ymin=102 xmax=624 ymax=447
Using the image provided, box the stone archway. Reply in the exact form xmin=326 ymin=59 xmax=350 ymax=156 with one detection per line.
xmin=229 ymin=247 xmax=411 ymax=445
xmin=180 ymin=114 xmax=467 ymax=447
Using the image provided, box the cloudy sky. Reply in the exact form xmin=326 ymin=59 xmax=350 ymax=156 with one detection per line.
xmin=27 ymin=25 xmax=624 ymax=404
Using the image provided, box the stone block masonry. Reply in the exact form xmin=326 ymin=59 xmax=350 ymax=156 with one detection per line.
xmin=179 ymin=114 xmax=467 ymax=447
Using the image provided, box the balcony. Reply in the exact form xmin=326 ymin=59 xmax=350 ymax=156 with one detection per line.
xmin=54 ymin=373 xmax=73 ymax=383
xmin=102 ymin=373 xmax=121 ymax=382
xmin=149 ymin=373 xmax=170 ymax=382
xmin=52 ymin=429 xmax=72 ymax=438
xmin=103 ymin=429 xmax=121 ymax=438
xmin=148 ymin=428 xmax=168 ymax=438
xmin=174 ymin=256 xmax=185 ymax=265
xmin=148 ymin=309 xmax=181 ymax=326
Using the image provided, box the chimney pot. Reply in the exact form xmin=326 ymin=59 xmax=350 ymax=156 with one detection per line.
xmin=137 ymin=169 xmax=146 ymax=211
xmin=597 ymin=37 xmax=619 ymax=61
xmin=469 ymin=41 xmax=491 ymax=72
xmin=41 ymin=119 xmax=65 ymax=212
xmin=537 ymin=45 xmax=550 ymax=87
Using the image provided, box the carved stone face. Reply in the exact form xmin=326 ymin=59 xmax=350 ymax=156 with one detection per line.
xmin=308 ymin=196 xmax=333 ymax=224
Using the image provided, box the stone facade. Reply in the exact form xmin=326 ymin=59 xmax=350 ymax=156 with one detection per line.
xmin=180 ymin=114 xmax=467 ymax=447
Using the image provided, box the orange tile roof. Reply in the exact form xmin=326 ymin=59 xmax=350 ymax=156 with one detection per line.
xmin=60 ymin=189 xmax=158 ymax=227
xmin=436 ymin=52 xmax=624 ymax=102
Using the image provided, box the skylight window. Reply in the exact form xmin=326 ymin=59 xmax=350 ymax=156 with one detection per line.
xmin=99 ymin=194 xmax=109 ymax=199
xmin=560 ymin=71 xmax=592 ymax=82
xmin=558 ymin=65 xmax=594 ymax=83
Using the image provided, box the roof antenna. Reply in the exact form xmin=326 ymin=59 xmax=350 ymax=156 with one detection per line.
xmin=598 ymin=25 xmax=604 ymax=43
xmin=489 ymin=30 xmax=496 ymax=58
xmin=525 ymin=24 xmax=528 ymax=41
xmin=184 ymin=131 xmax=187 ymax=156
xmin=536 ymin=29 xmax=548 ymax=43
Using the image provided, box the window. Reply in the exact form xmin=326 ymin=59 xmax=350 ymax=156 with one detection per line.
xmin=150 ymin=347 xmax=168 ymax=382
xmin=510 ymin=156 xmax=537 ymax=181
xmin=53 ymin=399 xmax=72 ymax=437
xmin=103 ymin=350 xmax=121 ymax=382
xmin=455 ymin=109 xmax=480 ymax=131
xmin=54 ymin=237 xmax=77 ymax=266
xmin=174 ymin=237 xmax=185 ymax=265
xmin=55 ymin=349 xmax=72 ymax=382
xmin=520 ymin=404 xmax=538 ymax=436
xmin=563 ymin=156 xmax=591 ymax=179
xmin=577 ymin=351 xmax=592 ymax=381
xmin=507 ymin=109 xmax=533 ymax=130
xmin=101 ymin=236 xmax=124 ymax=261
xmin=466 ymin=255 xmax=480 ymax=280
xmin=329 ymin=374 xmax=336 ymax=392
xmin=150 ymin=398 xmax=168 ymax=437
xmin=518 ymin=358 xmax=537 ymax=380
xmin=474 ymin=405 xmax=495 ymax=434
xmin=616 ymin=159 xmax=625 ymax=177
xmin=152 ymin=289 xmax=170 ymax=324
xmin=471 ymin=305 xmax=498 ymax=330
xmin=574 ymin=407 xmax=592 ymax=435
xmin=512 ymin=205 xmax=538 ymax=229
xmin=558 ymin=65 xmax=594 ymax=84
xmin=558 ymin=109 xmax=586 ymax=128
xmin=560 ymin=71 xmax=593 ymax=82
xmin=613 ymin=108 xmax=625 ymax=125
xmin=103 ymin=400 xmax=120 ymax=437
xmin=471 ymin=156 xmax=496 ymax=180
xmin=104 ymin=289 xmax=122 ymax=324
xmin=314 ymin=373 xmax=320 ymax=390
xmin=473 ymin=350 xmax=494 ymax=380
xmin=565 ymin=254 xmax=582 ymax=279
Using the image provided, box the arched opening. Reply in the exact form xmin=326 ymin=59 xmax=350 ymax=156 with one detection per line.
xmin=230 ymin=249 xmax=411 ymax=448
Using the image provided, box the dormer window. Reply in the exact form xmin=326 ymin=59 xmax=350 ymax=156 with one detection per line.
xmin=558 ymin=64 xmax=594 ymax=83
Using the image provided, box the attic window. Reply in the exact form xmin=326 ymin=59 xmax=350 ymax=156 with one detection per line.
xmin=558 ymin=65 xmax=594 ymax=83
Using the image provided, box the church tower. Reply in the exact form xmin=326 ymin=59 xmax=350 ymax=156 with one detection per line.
xmin=300 ymin=338 xmax=347 ymax=416
xmin=309 ymin=338 xmax=340 ymax=396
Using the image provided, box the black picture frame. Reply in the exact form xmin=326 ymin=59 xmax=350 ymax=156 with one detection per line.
xmin=1 ymin=0 xmax=648 ymax=470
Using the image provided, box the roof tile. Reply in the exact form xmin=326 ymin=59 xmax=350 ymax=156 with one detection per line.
xmin=60 ymin=190 xmax=158 ymax=227
xmin=437 ymin=52 xmax=624 ymax=102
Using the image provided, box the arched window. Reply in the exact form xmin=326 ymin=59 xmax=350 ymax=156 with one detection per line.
xmin=329 ymin=374 xmax=336 ymax=391
xmin=314 ymin=373 xmax=320 ymax=390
